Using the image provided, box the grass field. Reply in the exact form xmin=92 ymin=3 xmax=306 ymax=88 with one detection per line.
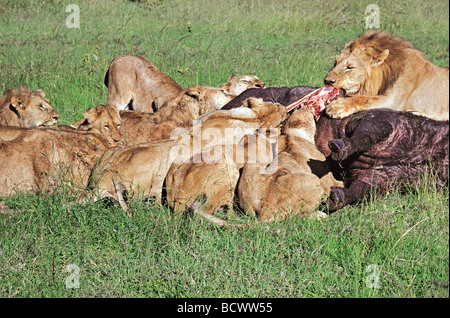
xmin=0 ymin=0 xmax=448 ymax=299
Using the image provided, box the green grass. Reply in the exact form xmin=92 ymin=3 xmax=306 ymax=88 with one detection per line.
xmin=0 ymin=0 xmax=448 ymax=298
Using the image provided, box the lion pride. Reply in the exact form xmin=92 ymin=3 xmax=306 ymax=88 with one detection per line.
xmin=85 ymin=98 xmax=287 ymax=216
xmin=324 ymin=31 xmax=449 ymax=121
xmin=0 ymin=87 xmax=60 ymax=127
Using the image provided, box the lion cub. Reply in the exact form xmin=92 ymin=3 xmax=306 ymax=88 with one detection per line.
xmin=72 ymin=105 xmax=122 ymax=147
xmin=105 ymin=54 xmax=186 ymax=113
xmin=237 ymin=107 xmax=343 ymax=222
xmin=86 ymin=98 xmax=287 ymax=216
xmin=118 ymin=85 xmax=235 ymax=145
xmin=152 ymin=84 xmax=236 ymax=127
xmin=0 ymin=126 xmax=111 ymax=196
xmin=219 ymin=75 xmax=265 ymax=96
xmin=165 ymin=132 xmax=275 ymax=222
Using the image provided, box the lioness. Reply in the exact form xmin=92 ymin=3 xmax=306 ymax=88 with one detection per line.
xmin=165 ymin=132 xmax=275 ymax=222
xmin=104 ymin=54 xmax=185 ymax=113
xmin=0 ymin=87 xmax=60 ymax=127
xmin=237 ymin=107 xmax=343 ymax=222
xmin=104 ymin=54 xmax=265 ymax=113
xmin=86 ymin=98 xmax=287 ymax=216
xmin=152 ymin=84 xmax=236 ymax=127
xmin=118 ymin=110 xmax=180 ymax=145
xmin=324 ymin=31 xmax=449 ymax=121
xmin=219 ymin=75 xmax=265 ymax=96
xmin=72 ymin=105 xmax=122 ymax=147
xmin=0 ymin=126 xmax=111 ymax=196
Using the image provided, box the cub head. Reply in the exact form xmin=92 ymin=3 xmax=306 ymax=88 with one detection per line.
xmin=5 ymin=88 xmax=59 ymax=127
xmin=244 ymin=97 xmax=287 ymax=128
xmin=324 ymin=31 xmax=412 ymax=97
xmin=220 ymin=75 xmax=265 ymax=96
xmin=186 ymin=85 xmax=235 ymax=115
xmin=75 ymin=105 xmax=121 ymax=146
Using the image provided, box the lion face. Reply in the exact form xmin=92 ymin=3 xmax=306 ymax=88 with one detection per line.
xmin=220 ymin=75 xmax=265 ymax=96
xmin=76 ymin=105 xmax=122 ymax=146
xmin=324 ymin=43 xmax=390 ymax=97
xmin=186 ymin=85 xmax=235 ymax=114
xmin=8 ymin=89 xmax=60 ymax=127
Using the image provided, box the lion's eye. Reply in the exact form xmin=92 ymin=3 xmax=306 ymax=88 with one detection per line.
xmin=39 ymin=104 xmax=45 ymax=110
xmin=104 ymin=125 xmax=110 ymax=130
xmin=240 ymin=80 xmax=248 ymax=83
xmin=345 ymin=65 xmax=354 ymax=70
xmin=117 ymin=124 xmax=121 ymax=129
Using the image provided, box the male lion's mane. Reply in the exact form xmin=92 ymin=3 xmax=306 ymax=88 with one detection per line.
xmin=349 ymin=31 xmax=416 ymax=96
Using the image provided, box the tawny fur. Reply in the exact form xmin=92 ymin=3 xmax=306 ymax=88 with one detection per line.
xmin=237 ymin=107 xmax=343 ymax=222
xmin=86 ymin=98 xmax=287 ymax=212
xmin=0 ymin=126 xmax=112 ymax=196
xmin=324 ymin=31 xmax=449 ymax=121
xmin=0 ymin=87 xmax=59 ymax=127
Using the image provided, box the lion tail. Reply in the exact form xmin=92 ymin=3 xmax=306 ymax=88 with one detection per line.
xmin=190 ymin=196 xmax=246 ymax=228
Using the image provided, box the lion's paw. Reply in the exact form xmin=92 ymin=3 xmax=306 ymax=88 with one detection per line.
xmin=325 ymin=98 xmax=360 ymax=119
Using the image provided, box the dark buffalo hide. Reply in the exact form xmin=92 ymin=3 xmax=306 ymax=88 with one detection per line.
xmin=314 ymin=108 xmax=449 ymax=211
xmin=221 ymin=86 xmax=318 ymax=110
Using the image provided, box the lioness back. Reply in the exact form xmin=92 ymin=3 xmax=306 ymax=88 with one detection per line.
xmin=105 ymin=54 xmax=185 ymax=113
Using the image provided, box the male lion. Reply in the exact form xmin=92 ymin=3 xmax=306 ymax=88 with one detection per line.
xmin=0 ymin=87 xmax=60 ymax=127
xmin=324 ymin=31 xmax=449 ymax=121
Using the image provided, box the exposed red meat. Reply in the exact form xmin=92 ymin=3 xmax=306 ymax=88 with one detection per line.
xmin=286 ymin=85 xmax=339 ymax=119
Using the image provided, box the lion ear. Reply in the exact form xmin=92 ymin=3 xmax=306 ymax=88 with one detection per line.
xmin=34 ymin=89 xmax=46 ymax=98
xmin=344 ymin=40 xmax=354 ymax=49
xmin=373 ymin=49 xmax=389 ymax=66
xmin=186 ymin=85 xmax=203 ymax=99
xmin=244 ymin=98 xmax=261 ymax=109
xmin=83 ymin=107 xmax=98 ymax=123
xmin=10 ymin=96 xmax=25 ymax=115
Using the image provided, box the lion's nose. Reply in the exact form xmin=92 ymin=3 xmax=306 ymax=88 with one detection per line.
xmin=256 ymin=83 xmax=265 ymax=88
xmin=324 ymin=76 xmax=336 ymax=86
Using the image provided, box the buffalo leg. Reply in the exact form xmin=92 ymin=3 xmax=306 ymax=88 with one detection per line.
xmin=326 ymin=179 xmax=373 ymax=212
xmin=328 ymin=119 xmax=393 ymax=162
